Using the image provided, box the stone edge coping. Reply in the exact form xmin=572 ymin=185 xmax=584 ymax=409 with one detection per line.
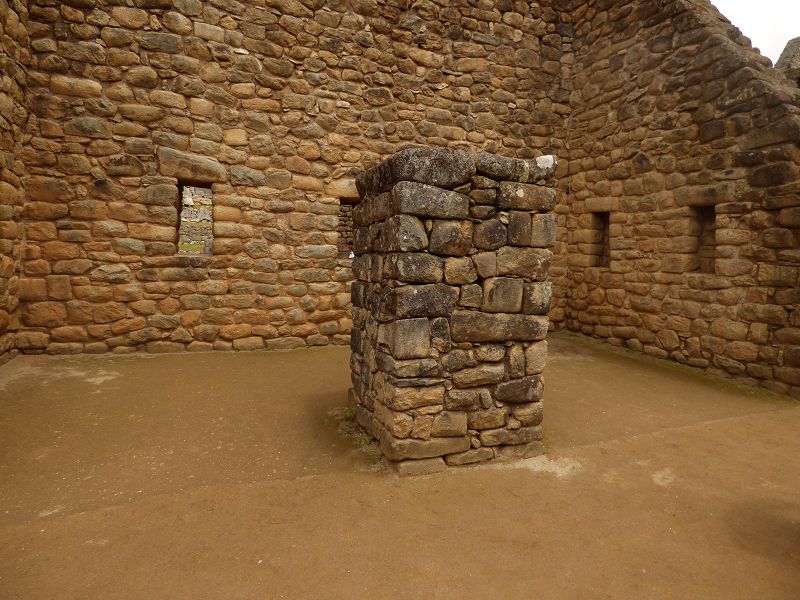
xmin=355 ymin=147 xmax=558 ymax=200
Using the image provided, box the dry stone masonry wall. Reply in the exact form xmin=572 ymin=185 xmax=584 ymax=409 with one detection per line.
xmin=15 ymin=0 xmax=567 ymax=356
xmin=556 ymin=0 xmax=800 ymax=399
xmin=349 ymin=147 xmax=557 ymax=474
xmin=0 ymin=0 xmax=28 ymax=366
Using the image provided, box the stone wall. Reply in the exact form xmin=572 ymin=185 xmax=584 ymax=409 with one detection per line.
xmin=336 ymin=202 xmax=353 ymax=258
xmin=350 ymin=147 xmax=557 ymax=474
xmin=15 ymin=0 xmax=568 ymax=355
xmin=556 ymin=0 xmax=800 ymax=398
xmin=0 ymin=0 xmax=28 ymax=365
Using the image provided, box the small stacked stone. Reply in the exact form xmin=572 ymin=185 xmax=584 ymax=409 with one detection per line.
xmin=178 ymin=186 xmax=213 ymax=255
xmin=349 ymin=147 xmax=558 ymax=475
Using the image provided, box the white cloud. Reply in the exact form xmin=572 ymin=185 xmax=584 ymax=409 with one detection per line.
xmin=709 ymin=0 xmax=800 ymax=63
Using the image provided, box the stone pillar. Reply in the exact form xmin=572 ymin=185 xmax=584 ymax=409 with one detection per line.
xmin=349 ymin=147 xmax=558 ymax=475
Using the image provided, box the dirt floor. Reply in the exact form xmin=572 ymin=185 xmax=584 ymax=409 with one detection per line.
xmin=1 ymin=332 xmax=798 ymax=599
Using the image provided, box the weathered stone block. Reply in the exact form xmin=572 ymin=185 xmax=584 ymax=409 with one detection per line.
xmin=50 ymin=75 xmax=102 ymax=97
xmin=386 ymin=284 xmax=459 ymax=318
xmin=482 ymin=277 xmax=524 ymax=313
xmin=473 ymin=219 xmax=507 ymax=250
xmin=530 ymin=213 xmax=556 ymax=247
xmin=475 ymin=153 xmax=557 ymax=183
xmin=381 ymin=215 xmax=428 ymax=252
xmin=444 ymin=257 xmax=477 ymax=285
xmin=525 ymin=341 xmax=548 ymax=375
xmin=494 ymin=376 xmax=544 ymax=403
xmin=450 ymin=311 xmax=549 ymax=342
xmin=374 ymin=402 xmax=413 ymax=438
xmin=391 ymin=181 xmax=469 ymax=219
xmin=377 ymin=418 xmax=470 ymax=460
xmin=473 ymin=252 xmax=498 ymax=278
xmin=493 ymin=441 xmax=544 ymax=461
xmin=522 ymin=282 xmax=552 ymax=315
xmin=507 ymin=211 xmax=532 ymax=246
xmin=444 ymin=447 xmax=494 ymax=466
xmin=64 ymin=117 xmax=111 ymax=138
xmin=479 ymin=425 xmax=542 ymax=447
xmin=383 ymin=382 xmax=445 ymax=411
xmin=158 ymin=147 xmax=227 ymax=182
xmin=496 ymin=247 xmax=551 ymax=279
xmin=446 ymin=388 xmax=489 ymax=410
xmin=384 ymin=253 xmax=443 ymax=283
xmin=431 ymin=411 xmax=468 ymax=437
xmin=498 ymin=182 xmax=556 ymax=211
xmin=356 ymin=147 xmax=476 ymax=198
xmin=23 ymin=302 xmax=67 ymax=328
xmin=452 ymin=363 xmax=505 ymax=387
xmin=377 ymin=354 xmax=441 ymax=379
xmin=459 ymin=284 xmax=483 ymax=308
xmin=429 ymin=220 xmax=473 ymax=256
xmin=386 ymin=318 xmax=431 ymax=359
xmin=468 ymin=408 xmax=508 ymax=430
xmin=512 ymin=402 xmax=544 ymax=427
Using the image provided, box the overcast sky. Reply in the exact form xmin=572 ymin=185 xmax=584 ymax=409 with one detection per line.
xmin=710 ymin=0 xmax=799 ymax=63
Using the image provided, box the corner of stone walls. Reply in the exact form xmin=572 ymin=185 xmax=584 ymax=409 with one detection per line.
xmin=0 ymin=0 xmax=30 ymax=366
xmin=349 ymin=147 xmax=558 ymax=475
xmin=560 ymin=0 xmax=800 ymax=400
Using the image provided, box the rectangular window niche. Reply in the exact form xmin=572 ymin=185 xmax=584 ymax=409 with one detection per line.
xmin=178 ymin=185 xmax=213 ymax=255
xmin=590 ymin=211 xmax=610 ymax=267
xmin=695 ymin=205 xmax=716 ymax=274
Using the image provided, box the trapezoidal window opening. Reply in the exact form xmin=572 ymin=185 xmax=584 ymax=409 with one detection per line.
xmin=694 ymin=205 xmax=716 ymax=274
xmin=177 ymin=183 xmax=213 ymax=255
xmin=590 ymin=211 xmax=611 ymax=268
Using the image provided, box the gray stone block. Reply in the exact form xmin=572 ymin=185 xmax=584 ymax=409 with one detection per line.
xmin=498 ymin=182 xmax=556 ymax=211
xmin=530 ymin=213 xmax=556 ymax=247
xmin=450 ymin=311 xmax=549 ymax=342
xmin=496 ymin=247 xmax=551 ymax=279
xmin=473 ymin=219 xmax=507 ymax=250
xmin=523 ymin=281 xmax=552 ymax=314
xmin=381 ymin=215 xmax=428 ymax=252
xmin=384 ymin=253 xmax=444 ymax=283
xmin=386 ymin=318 xmax=431 ymax=359
xmin=494 ymin=375 xmax=544 ymax=403
xmin=386 ymin=284 xmax=459 ymax=318
xmin=482 ymin=277 xmax=524 ymax=313
xmin=392 ymin=181 xmax=470 ymax=219
xmin=429 ymin=220 xmax=473 ymax=256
